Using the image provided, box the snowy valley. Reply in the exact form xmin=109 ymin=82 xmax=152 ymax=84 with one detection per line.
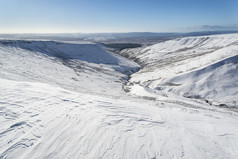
xmin=121 ymin=33 xmax=238 ymax=108
xmin=0 ymin=34 xmax=238 ymax=159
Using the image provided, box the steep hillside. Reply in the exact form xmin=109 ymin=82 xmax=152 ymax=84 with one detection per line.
xmin=121 ymin=33 xmax=238 ymax=107
xmin=0 ymin=40 xmax=140 ymax=97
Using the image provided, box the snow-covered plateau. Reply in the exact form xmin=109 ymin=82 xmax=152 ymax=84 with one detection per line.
xmin=0 ymin=34 xmax=238 ymax=159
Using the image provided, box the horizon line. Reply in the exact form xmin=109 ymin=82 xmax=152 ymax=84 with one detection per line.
xmin=1 ymin=30 xmax=238 ymax=35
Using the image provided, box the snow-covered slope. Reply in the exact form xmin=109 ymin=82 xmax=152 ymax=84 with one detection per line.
xmin=1 ymin=77 xmax=238 ymax=159
xmin=1 ymin=38 xmax=238 ymax=159
xmin=121 ymin=33 xmax=238 ymax=107
xmin=0 ymin=40 xmax=140 ymax=97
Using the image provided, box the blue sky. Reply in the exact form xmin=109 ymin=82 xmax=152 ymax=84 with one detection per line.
xmin=0 ymin=0 xmax=237 ymax=33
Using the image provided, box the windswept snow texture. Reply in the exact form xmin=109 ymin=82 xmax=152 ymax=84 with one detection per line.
xmin=0 ymin=39 xmax=238 ymax=159
xmin=121 ymin=33 xmax=238 ymax=107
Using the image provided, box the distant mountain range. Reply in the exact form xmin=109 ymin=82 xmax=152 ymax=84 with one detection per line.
xmin=1 ymin=30 xmax=238 ymax=44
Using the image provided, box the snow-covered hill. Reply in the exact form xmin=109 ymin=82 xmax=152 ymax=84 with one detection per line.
xmin=1 ymin=38 xmax=238 ymax=159
xmin=0 ymin=40 xmax=140 ymax=97
xmin=121 ymin=33 xmax=238 ymax=108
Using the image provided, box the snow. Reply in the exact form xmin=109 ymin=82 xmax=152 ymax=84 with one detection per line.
xmin=1 ymin=37 xmax=238 ymax=158
xmin=164 ymin=54 xmax=238 ymax=107
xmin=0 ymin=40 xmax=140 ymax=97
xmin=121 ymin=33 xmax=238 ymax=108
xmin=1 ymin=78 xmax=238 ymax=159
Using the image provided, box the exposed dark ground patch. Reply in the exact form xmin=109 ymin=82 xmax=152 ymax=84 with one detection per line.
xmin=102 ymin=43 xmax=142 ymax=51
